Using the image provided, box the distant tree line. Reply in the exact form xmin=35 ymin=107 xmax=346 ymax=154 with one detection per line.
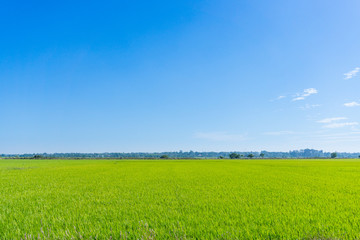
xmin=1 ymin=149 xmax=360 ymax=159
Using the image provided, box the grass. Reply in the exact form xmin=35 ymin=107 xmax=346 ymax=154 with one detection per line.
xmin=1 ymin=159 xmax=360 ymax=239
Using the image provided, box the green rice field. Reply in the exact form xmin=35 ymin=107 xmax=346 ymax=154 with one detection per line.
xmin=1 ymin=159 xmax=360 ymax=239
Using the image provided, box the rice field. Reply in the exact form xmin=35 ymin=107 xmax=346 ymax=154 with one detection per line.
xmin=1 ymin=159 xmax=360 ymax=239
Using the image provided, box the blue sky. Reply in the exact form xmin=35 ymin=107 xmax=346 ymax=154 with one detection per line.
xmin=1 ymin=0 xmax=360 ymax=153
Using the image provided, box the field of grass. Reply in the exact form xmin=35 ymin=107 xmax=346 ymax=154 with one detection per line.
xmin=1 ymin=159 xmax=360 ymax=239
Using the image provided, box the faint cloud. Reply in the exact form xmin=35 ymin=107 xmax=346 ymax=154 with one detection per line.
xmin=344 ymin=67 xmax=360 ymax=80
xmin=194 ymin=132 xmax=245 ymax=141
xmin=317 ymin=117 xmax=358 ymax=128
xmin=264 ymin=131 xmax=296 ymax=136
xmin=293 ymin=97 xmax=305 ymax=101
xmin=292 ymin=88 xmax=318 ymax=101
xmin=323 ymin=122 xmax=359 ymax=129
xmin=317 ymin=117 xmax=347 ymax=123
xmin=306 ymin=131 xmax=360 ymax=142
xmin=300 ymin=104 xmax=321 ymax=110
xmin=270 ymin=95 xmax=287 ymax=102
xmin=344 ymin=101 xmax=360 ymax=107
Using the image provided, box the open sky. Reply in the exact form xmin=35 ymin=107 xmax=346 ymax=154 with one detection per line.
xmin=1 ymin=0 xmax=360 ymax=153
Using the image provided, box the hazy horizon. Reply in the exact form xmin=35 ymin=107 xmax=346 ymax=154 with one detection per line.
xmin=2 ymin=149 xmax=360 ymax=156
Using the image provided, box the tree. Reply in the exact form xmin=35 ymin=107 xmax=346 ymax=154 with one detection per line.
xmin=229 ymin=153 xmax=240 ymax=159
xmin=218 ymin=156 xmax=224 ymax=159
xmin=160 ymin=155 xmax=169 ymax=159
xmin=247 ymin=154 xmax=254 ymax=159
xmin=331 ymin=152 xmax=337 ymax=159
xmin=260 ymin=153 xmax=265 ymax=158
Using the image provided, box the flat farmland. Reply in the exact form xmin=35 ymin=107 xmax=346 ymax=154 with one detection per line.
xmin=1 ymin=159 xmax=360 ymax=239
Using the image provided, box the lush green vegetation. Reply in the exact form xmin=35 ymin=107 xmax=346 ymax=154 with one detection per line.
xmin=1 ymin=159 xmax=360 ymax=239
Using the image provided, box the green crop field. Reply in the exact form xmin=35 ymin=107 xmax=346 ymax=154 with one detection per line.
xmin=1 ymin=159 xmax=360 ymax=239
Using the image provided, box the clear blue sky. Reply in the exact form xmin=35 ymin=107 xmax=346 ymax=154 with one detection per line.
xmin=1 ymin=0 xmax=360 ymax=153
